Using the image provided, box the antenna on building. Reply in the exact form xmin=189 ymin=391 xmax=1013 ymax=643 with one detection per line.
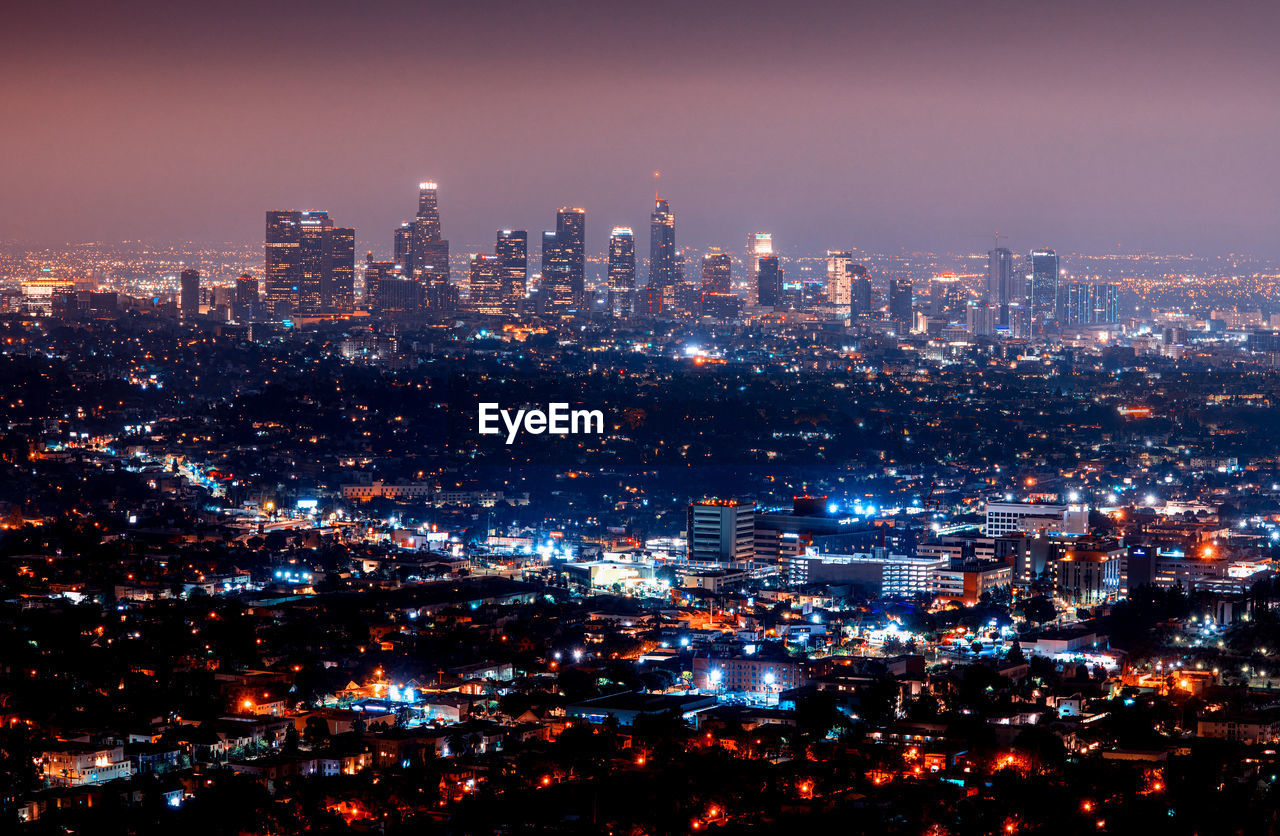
xmin=654 ymin=171 xmax=661 ymax=200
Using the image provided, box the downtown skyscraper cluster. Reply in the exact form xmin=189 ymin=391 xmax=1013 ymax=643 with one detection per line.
xmin=264 ymin=210 xmax=356 ymax=318
xmin=256 ymin=179 xmax=1127 ymax=340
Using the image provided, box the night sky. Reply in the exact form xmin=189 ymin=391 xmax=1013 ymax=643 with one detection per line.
xmin=4 ymin=0 xmax=1279 ymax=259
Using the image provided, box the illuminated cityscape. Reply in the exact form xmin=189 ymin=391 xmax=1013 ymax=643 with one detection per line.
xmin=4 ymin=1 xmax=1280 ymax=833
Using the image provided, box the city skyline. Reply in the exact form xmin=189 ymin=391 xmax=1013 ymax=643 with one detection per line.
xmin=4 ymin=0 xmax=1280 ymax=257
xmin=10 ymin=2 xmax=1280 ymax=827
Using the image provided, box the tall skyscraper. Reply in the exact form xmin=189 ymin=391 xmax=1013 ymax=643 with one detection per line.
xmin=326 ymin=224 xmax=355 ymax=314
xmin=496 ymin=230 xmax=528 ymax=312
xmin=361 ymin=255 xmax=398 ymax=314
xmin=851 ymin=267 xmax=872 ymax=317
xmin=966 ymin=301 xmax=996 ymax=336
xmin=825 ymin=251 xmax=855 ymax=319
xmin=889 ymin=278 xmax=913 ymax=331
xmin=987 ymin=246 xmax=1014 ymax=307
xmin=264 ymin=209 xmax=354 ymax=317
xmin=1094 ymin=282 xmax=1120 ymax=324
xmin=540 ymin=208 xmax=586 ymax=314
xmin=607 ymin=227 xmax=636 ymax=318
xmin=393 ymin=223 xmax=413 ymax=268
xmin=179 ymin=269 xmax=200 ymax=319
xmin=928 ymin=273 xmax=962 ymax=316
xmin=468 ymin=254 xmax=505 ymax=316
xmin=648 ymin=197 xmax=677 ymax=303
xmin=746 ymin=232 xmax=773 ymax=302
xmin=297 ymin=211 xmax=354 ymax=315
xmin=756 ymin=255 xmax=783 ymax=308
xmin=416 ymin=183 xmax=442 ymax=238
xmin=1030 ymin=248 xmax=1059 ymax=324
xmin=234 ymin=274 xmax=258 ymax=323
xmin=265 ymin=210 xmax=301 ymax=318
xmin=1062 ymin=281 xmax=1090 ymax=326
xmin=700 ymin=249 xmax=737 ymax=319
xmin=395 ymin=181 xmax=451 ymax=311
xmin=296 ymin=211 xmax=332 ymax=314
xmin=700 ymin=249 xmax=732 ymax=294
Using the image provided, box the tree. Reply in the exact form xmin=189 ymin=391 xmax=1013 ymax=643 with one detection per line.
xmin=795 ymin=691 xmax=844 ymax=742
xmin=1024 ymin=597 xmax=1056 ymax=625
xmin=302 ymin=716 xmax=330 ymax=748
xmin=1012 ymin=726 xmax=1066 ymax=771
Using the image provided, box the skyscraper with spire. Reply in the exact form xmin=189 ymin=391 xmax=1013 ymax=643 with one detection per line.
xmin=648 ymin=194 xmax=677 ymax=296
xmin=394 ymin=181 xmax=451 ymax=311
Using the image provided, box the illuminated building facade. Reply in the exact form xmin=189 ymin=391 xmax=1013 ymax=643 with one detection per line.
xmin=265 ymin=209 xmax=301 ymax=318
xmin=496 ymin=229 xmax=528 ymax=311
xmin=745 ymin=232 xmax=773 ymax=302
xmin=467 ymin=253 xmax=505 ymax=316
xmin=693 ymin=652 xmax=807 ymax=695
xmin=648 ymin=197 xmax=677 ymax=308
xmin=1030 ymin=248 xmax=1059 ymax=325
xmin=234 ymin=274 xmax=259 ymax=322
xmin=264 ymin=209 xmax=354 ymax=317
xmin=607 ymin=226 xmax=636 ymax=318
xmin=395 ymin=181 xmax=452 ymax=311
xmin=541 ymin=208 xmax=585 ymax=314
xmin=687 ymin=499 xmax=756 ymax=566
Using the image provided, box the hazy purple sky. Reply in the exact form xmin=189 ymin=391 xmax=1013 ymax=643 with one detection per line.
xmin=4 ymin=0 xmax=1280 ymax=259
